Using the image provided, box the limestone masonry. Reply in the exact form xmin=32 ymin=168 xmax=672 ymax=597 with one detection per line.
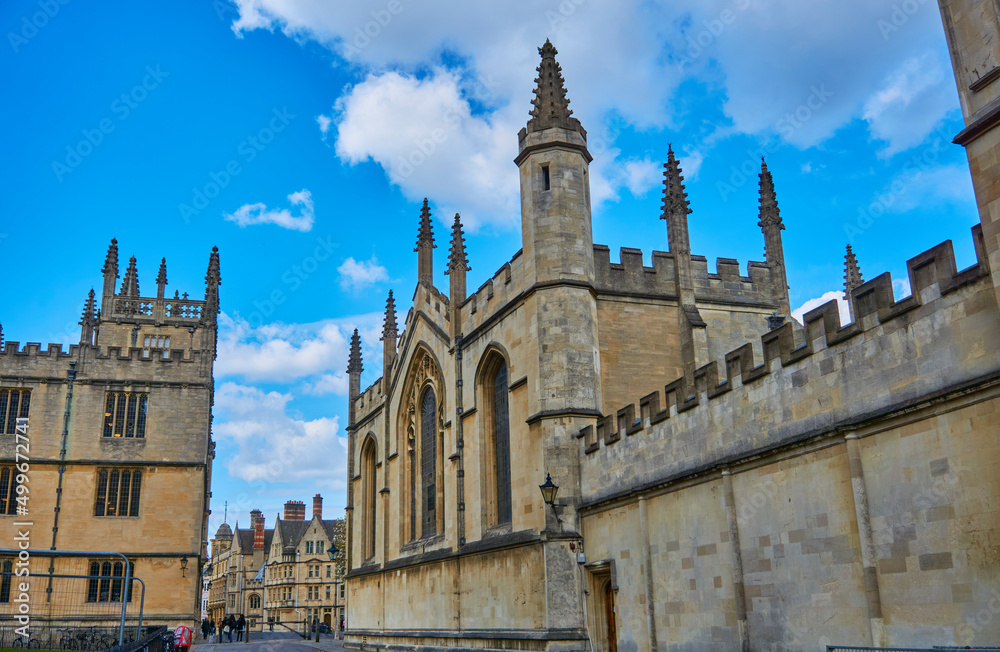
xmin=343 ymin=4 xmax=1000 ymax=650
xmin=0 ymin=241 xmax=220 ymax=630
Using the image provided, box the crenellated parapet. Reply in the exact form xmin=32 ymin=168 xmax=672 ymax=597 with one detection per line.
xmin=455 ymin=249 xmax=526 ymax=340
xmin=593 ymin=245 xmax=775 ymax=306
xmin=354 ymin=377 xmax=385 ymax=425
xmin=0 ymin=340 xmax=211 ymax=383
xmin=578 ymin=226 xmax=995 ymax=504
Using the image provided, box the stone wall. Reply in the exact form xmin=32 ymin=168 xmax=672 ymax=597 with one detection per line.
xmin=577 ymin=229 xmax=1000 ymax=649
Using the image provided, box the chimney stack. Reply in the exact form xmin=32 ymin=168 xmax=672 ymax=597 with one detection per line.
xmin=251 ymin=509 xmax=265 ymax=549
xmin=313 ymin=494 xmax=323 ymax=520
xmin=284 ymin=500 xmax=306 ymax=521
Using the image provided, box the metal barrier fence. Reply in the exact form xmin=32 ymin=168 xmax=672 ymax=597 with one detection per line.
xmin=0 ymin=550 xmax=145 ymax=650
xmin=828 ymin=646 xmax=1000 ymax=651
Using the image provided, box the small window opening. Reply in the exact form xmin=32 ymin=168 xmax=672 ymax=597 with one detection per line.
xmin=542 ymin=165 xmax=550 ymax=191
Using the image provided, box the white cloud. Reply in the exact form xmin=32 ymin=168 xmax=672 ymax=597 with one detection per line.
xmin=215 ymin=312 xmax=382 ymax=384
xmin=332 ymin=69 xmax=519 ymax=229
xmin=228 ymin=0 xmax=958 ymax=212
xmin=316 ymin=114 xmax=332 ymax=137
xmin=214 ymin=382 xmax=348 ymax=487
xmin=303 ymin=373 xmax=348 ymax=396
xmin=792 ymin=290 xmax=852 ymax=326
xmin=618 ymin=159 xmax=662 ymax=197
xmin=893 ymin=277 xmax=911 ymax=299
xmin=337 ymin=255 xmax=390 ymax=291
xmin=224 ymin=189 xmax=315 ymax=232
xmin=862 ymin=54 xmax=952 ymax=156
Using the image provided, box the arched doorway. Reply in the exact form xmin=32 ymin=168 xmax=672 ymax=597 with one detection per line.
xmin=604 ymin=580 xmax=617 ymax=652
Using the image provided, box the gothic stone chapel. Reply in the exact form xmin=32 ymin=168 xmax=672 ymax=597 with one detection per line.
xmin=343 ymin=14 xmax=1000 ymax=651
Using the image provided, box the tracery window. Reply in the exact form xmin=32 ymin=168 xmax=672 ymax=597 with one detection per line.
xmin=420 ymin=388 xmax=437 ymax=538
xmin=86 ymin=560 xmax=135 ymax=602
xmin=102 ymin=392 xmax=148 ymax=438
xmin=95 ymin=469 xmax=142 ymax=516
xmin=492 ymin=364 xmax=512 ymax=525
xmin=0 ymin=389 xmax=31 ymax=435
xmin=0 ymin=467 xmax=20 ymax=515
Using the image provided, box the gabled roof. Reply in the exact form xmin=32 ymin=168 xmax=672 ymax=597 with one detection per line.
xmin=272 ymin=516 xmax=343 ymax=555
xmin=232 ymin=525 xmax=274 ymax=553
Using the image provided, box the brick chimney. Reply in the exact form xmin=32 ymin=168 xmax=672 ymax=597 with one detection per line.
xmin=284 ymin=500 xmax=305 ymax=521
xmin=313 ymin=494 xmax=323 ymax=519
xmin=251 ymin=509 xmax=264 ymax=549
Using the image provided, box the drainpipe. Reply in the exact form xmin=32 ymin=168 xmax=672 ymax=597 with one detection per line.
xmin=47 ymin=361 xmax=77 ymax=602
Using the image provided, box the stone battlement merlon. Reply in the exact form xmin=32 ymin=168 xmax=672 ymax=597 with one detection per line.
xmin=1 ymin=341 xmax=206 ymax=363
xmin=578 ymin=226 xmax=991 ymax=473
xmin=456 ymin=249 xmax=526 ymax=341
xmin=354 ymin=376 xmax=385 ymax=424
xmin=593 ymin=244 xmax=775 ymax=306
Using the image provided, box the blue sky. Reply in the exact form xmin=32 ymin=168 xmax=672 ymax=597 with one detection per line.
xmin=0 ymin=0 xmax=981 ymax=536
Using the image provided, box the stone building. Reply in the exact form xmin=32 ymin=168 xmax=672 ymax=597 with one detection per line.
xmin=342 ymin=28 xmax=1000 ymax=652
xmin=207 ymin=495 xmax=345 ymax=632
xmin=0 ymin=240 xmax=219 ymax=630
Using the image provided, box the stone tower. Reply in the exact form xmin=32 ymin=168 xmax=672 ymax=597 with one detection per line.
xmin=513 ymin=39 xmax=597 ymax=634
xmin=938 ymin=0 xmax=1000 ymax=309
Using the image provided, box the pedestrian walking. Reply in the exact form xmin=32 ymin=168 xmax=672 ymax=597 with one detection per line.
xmin=236 ymin=615 xmax=246 ymax=642
xmin=223 ymin=617 xmax=231 ymax=643
xmin=201 ymin=618 xmax=210 ymax=640
xmin=210 ymin=619 xmax=216 ymax=637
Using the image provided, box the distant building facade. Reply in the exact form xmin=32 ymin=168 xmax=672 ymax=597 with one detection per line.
xmin=0 ymin=239 xmax=220 ymax=630
xmin=207 ymin=495 xmax=345 ymax=632
xmin=342 ymin=34 xmax=1000 ymax=652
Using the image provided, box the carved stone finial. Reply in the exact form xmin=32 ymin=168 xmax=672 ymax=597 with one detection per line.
xmin=347 ymin=328 xmax=364 ymax=375
xmin=526 ymin=40 xmax=585 ymax=136
xmin=381 ymin=291 xmax=398 ymax=341
xmin=415 ymin=199 xmax=436 ymax=251
xmin=446 ymin=213 xmax=470 ymax=274
xmin=757 ymin=158 xmax=783 ymax=231
xmin=120 ymin=256 xmax=140 ymax=297
xmin=661 ymin=145 xmax=692 ymax=221
xmin=102 ymin=238 xmax=119 ymax=277
xmin=844 ymin=244 xmax=864 ymax=296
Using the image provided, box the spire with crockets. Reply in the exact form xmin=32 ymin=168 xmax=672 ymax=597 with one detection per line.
xmin=348 ymin=328 xmax=363 ymax=376
xmin=758 ymin=158 xmax=791 ymax=318
xmin=156 ymin=257 xmax=168 ymax=299
xmin=446 ymin=213 xmax=470 ymax=275
xmin=120 ymin=256 xmax=140 ymax=297
xmin=203 ymin=246 xmax=221 ymax=322
xmin=79 ymin=288 xmax=97 ymax=345
xmin=347 ymin=327 xmax=364 ymax=427
xmin=844 ymin=244 xmax=864 ymax=322
xmin=415 ymin=198 xmax=436 ymax=284
xmin=526 ymin=40 xmax=584 ymax=136
xmin=446 ymin=213 xmax=470 ymax=337
xmin=382 ymin=290 xmax=398 ymax=373
xmin=661 ymin=145 xmax=692 ymax=256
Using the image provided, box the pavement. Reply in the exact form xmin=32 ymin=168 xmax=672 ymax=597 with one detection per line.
xmin=192 ymin=630 xmax=345 ymax=652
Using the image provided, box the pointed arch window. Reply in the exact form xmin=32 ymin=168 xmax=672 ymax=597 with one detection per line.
xmin=420 ymin=387 xmax=437 ymax=538
xmin=480 ymin=352 xmax=512 ymax=528
xmin=360 ymin=437 xmax=377 ymax=560
xmin=492 ymin=364 xmax=512 ymax=525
